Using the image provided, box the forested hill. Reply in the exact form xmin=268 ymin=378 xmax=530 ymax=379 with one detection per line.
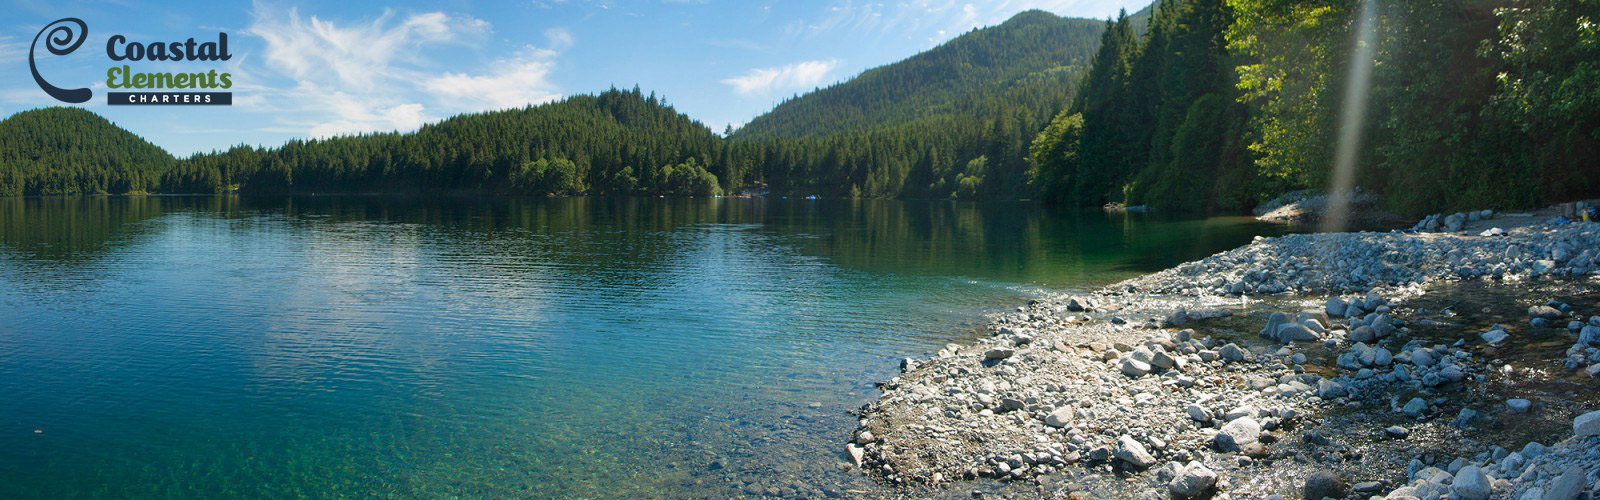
xmin=732 ymin=10 xmax=1107 ymax=139
xmin=0 ymin=108 xmax=175 ymax=196
xmin=164 ymin=88 xmax=729 ymax=196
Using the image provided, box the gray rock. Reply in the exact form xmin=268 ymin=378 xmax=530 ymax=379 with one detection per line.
xmin=1044 ymin=407 xmax=1072 ymax=428
xmin=846 ymin=443 xmax=865 ymax=468
xmin=1215 ymin=417 xmax=1261 ymax=452
xmin=1218 ymin=343 xmax=1246 ymax=362
xmin=1451 ymin=408 xmax=1480 ymax=428
xmin=1186 ymin=404 xmax=1212 ymax=422
xmin=1528 ymin=305 xmax=1563 ymax=319
xmin=1130 ymin=346 xmax=1155 ymax=364
xmin=1506 ymin=398 xmax=1532 ymax=413
xmin=984 ymin=348 xmax=1014 ymax=360
xmin=1168 ymin=461 xmax=1217 ymax=499
xmin=1151 ymin=350 xmax=1178 ymax=369
xmin=1451 ymin=465 xmax=1491 ymax=500
xmin=1326 ymin=297 xmax=1347 ymax=317
xmin=1481 ymin=328 xmax=1509 ymax=344
xmin=1545 ymin=466 xmax=1585 ymax=500
xmin=1277 ymin=323 xmax=1319 ymax=342
xmin=1580 ymin=325 xmax=1600 ymax=346
xmin=1316 ymin=379 xmax=1347 ymax=399
xmin=1261 ymin=312 xmax=1289 ymax=339
xmin=1403 ymin=397 xmax=1429 ymax=418
xmin=1412 ymin=348 xmax=1437 ymax=367
xmin=1385 ymin=425 xmax=1410 ymax=438
xmin=1303 ymin=470 xmax=1349 ymax=500
xmin=1575 ymin=410 xmax=1600 ymax=438
xmin=1115 ymin=435 xmax=1156 ymax=470
xmin=1121 ymin=358 xmax=1152 ymax=377
xmin=1349 ymin=325 xmax=1377 ymax=343
xmin=1440 ymin=365 xmax=1466 ymax=383
xmin=1372 ymin=314 xmax=1396 ymax=338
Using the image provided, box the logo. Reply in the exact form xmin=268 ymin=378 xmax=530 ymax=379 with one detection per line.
xmin=30 ymin=17 xmax=234 ymax=106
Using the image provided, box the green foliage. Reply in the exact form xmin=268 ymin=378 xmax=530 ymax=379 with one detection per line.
xmin=1483 ymin=0 xmax=1600 ymax=207
xmin=0 ymin=108 xmax=173 ymax=196
xmin=1026 ymin=111 xmax=1084 ymax=204
xmin=1036 ymin=0 xmax=1598 ymax=215
xmin=731 ymin=10 xmax=1111 ymax=200
xmin=1040 ymin=0 xmax=1253 ymax=211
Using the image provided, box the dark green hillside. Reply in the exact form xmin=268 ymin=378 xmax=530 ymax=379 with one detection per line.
xmin=170 ymin=88 xmax=729 ymax=196
xmin=0 ymin=108 xmax=175 ymax=196
xmin=733 ymin=10 xmax=1107 ymax=139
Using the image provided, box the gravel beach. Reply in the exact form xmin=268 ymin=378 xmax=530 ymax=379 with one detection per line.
xmin=855 ymin=215 xmax=1600 ymax=498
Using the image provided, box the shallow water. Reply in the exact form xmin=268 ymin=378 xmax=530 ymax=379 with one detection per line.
xmin=0 ymin=196 xmax=1290 ymax=497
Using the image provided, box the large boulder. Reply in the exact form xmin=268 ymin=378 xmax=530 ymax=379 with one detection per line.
xmin=1214 ymin=417 xmax=1261 ymax=452
xmin=1451 ymin=465 xmax=1491 ymax=500
xmin=1575 ymin=410 xmax=1600 ymax=438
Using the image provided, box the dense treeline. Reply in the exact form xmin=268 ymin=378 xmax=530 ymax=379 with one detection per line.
xmin=1029 ymin=0 xmax=1600 ymax=214
xmin=4 ymin=1 xmax=1594 ymax=216
xmin=172 ymin=88 xmax=729 ymax=196
xmin=0 ymin=108 xmax=174 ymax=196
xmin=3 ymin=10 xmax=1125 ymax=202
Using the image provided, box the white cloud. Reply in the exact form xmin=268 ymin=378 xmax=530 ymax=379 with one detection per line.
xmin=0 ymin=36 xmax=22 ymax=64
xmin=722 ymin=59 xmax=839 ymax=96
xmin=243 ymin=5 xmax=564 ymax=138
xmin=422 ymin=47 xmax=561 ymax=111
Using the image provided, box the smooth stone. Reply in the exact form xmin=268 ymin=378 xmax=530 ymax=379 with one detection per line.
xmin=984 ymin=348 xmax=1014 ymax=360
xmin=1507 ymin=399 xmax=1532 ymax=413
xmin=846 ymin=443 xmax=865 ymax=468
xmin=1574 ymin=410 xmax=1600 ymax=438
xmin=1451 ymin=465 xmax=1491 ymax=500
xmin=1121 ymin=358 xmax=1153 ymax=377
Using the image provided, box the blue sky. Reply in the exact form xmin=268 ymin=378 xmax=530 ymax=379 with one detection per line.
xmin=1 ymin=0 xmax=1150 ymax=156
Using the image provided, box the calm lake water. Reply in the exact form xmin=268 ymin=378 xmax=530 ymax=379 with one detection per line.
xmin=0 ymin=196 xmax=1288 ymax=497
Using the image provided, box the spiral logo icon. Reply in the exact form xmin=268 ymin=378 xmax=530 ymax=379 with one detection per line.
xmin=30 ymin=18 xmax=91 ymax=104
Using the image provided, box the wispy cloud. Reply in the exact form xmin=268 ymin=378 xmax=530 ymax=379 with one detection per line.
xmin=0 ymin=36 xmax=22 ymax=64
xmin=421 ymin=46 xmax=561 ymax=111
xmin=722 ymin=59 xmax=838 ymax=96
xmin=242 ymin=5 xmax=565 ymax=138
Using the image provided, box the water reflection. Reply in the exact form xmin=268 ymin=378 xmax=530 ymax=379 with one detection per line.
xmin=0 ymin=196 xmax=1288 ymax=497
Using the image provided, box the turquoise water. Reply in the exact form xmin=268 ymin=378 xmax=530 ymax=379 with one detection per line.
xmin=0 ymin=196 xmax=1288 ymax=497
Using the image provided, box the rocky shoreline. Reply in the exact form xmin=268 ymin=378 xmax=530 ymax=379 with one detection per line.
xmin=854 ymin=217 xmax=1600 ymax=498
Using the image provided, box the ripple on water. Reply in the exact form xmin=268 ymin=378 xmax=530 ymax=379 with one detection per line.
xmin=0 ymin=196 xmax=1289 ymax=497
